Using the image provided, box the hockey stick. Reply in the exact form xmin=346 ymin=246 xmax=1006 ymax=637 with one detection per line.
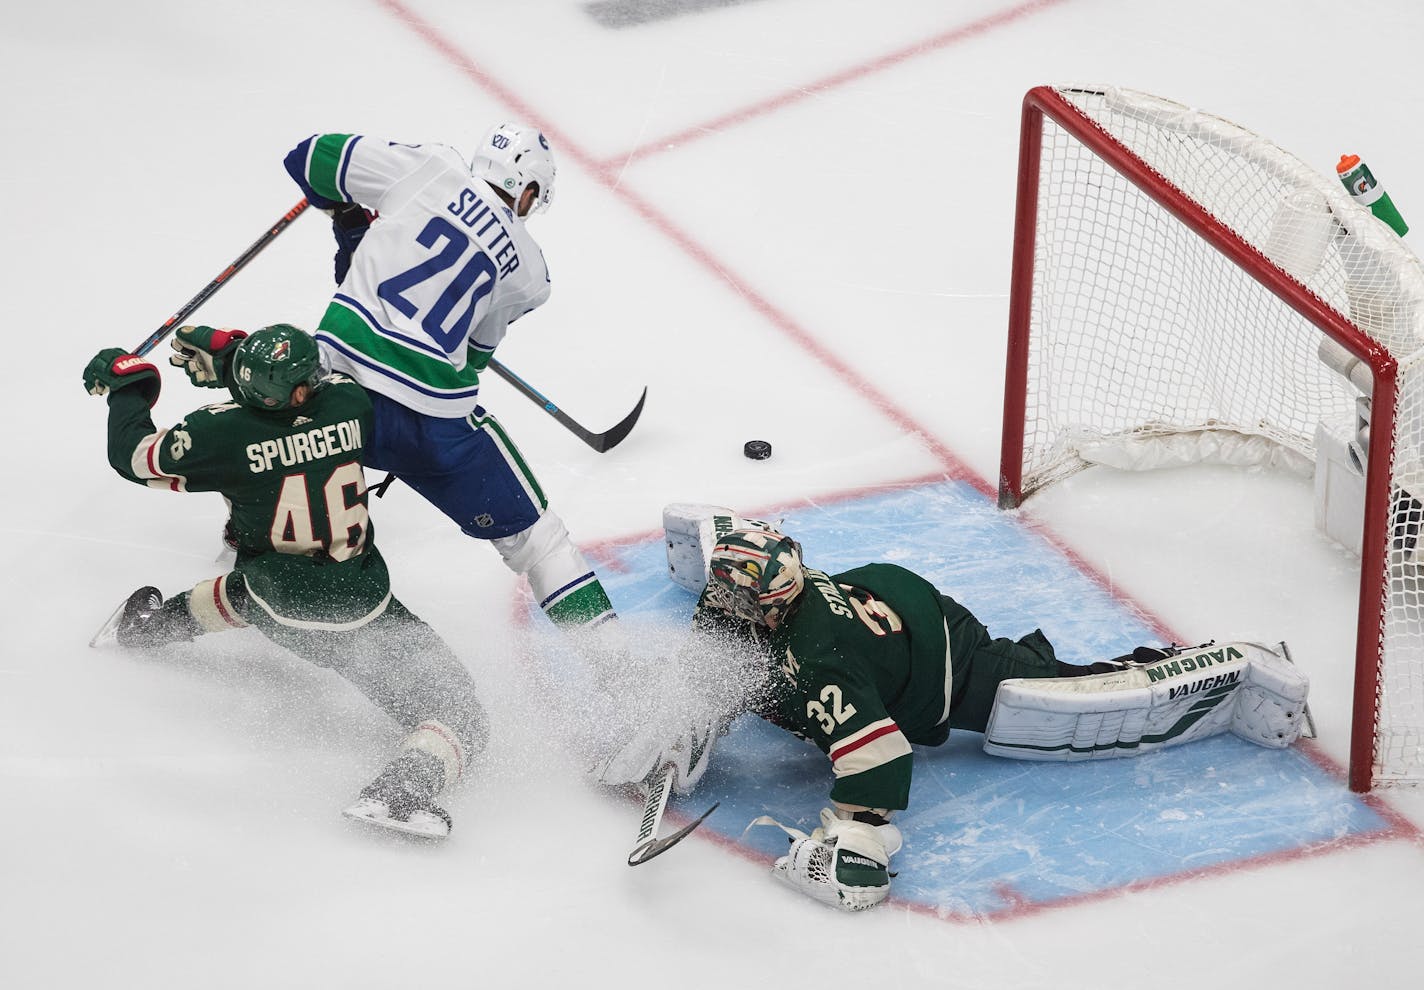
xmin=369 ymin=361 xmax=647 ymax=498
xmin=488 ymin=358 xmax=647 ymax=453
xmin=627 ymin=762 xmax=719 ymax=867
xmin=131 ymin=199 xmax=311 ymax=357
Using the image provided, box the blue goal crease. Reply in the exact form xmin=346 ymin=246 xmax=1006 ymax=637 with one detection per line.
xmin=583 ymin=480 xmax=1392 ymax=916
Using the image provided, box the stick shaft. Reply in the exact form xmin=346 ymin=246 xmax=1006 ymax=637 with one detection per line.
xmin=132 ymin=199 xmax=311 ymax=356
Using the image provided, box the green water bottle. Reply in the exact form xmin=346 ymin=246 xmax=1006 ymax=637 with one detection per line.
xmin=1337 ymin=154 xmax=1409 ymax=237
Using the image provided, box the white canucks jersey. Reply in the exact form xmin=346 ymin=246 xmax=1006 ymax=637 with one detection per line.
xmin=286 ymin=134 xmax=551 ymax=418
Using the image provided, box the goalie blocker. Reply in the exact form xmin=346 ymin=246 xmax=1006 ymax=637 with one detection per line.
xmin=983 ymin=642 xmax=1310 ymax=760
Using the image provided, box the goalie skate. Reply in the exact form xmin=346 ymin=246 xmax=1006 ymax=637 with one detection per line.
xmin=342 ymin=796 xmax=452 ymax=840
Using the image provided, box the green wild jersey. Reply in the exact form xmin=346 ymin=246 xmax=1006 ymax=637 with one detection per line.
xmin=289 ymin=134 xmax=552 ymax=418
xmin=105 ymin=375 xmax=388 ymax=625
xmin=699 ymin=563 xmax=988 ymax=812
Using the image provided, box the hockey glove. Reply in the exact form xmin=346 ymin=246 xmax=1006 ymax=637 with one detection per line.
xmin=756 ymin=807 xmax=902 ymax=912
xmin=83 ymin=348 xmax=161 ymax=407
xmin=169 ymin=325 xmax=247 ymax=388
xmin=330 ymin=203 xmax=375 ymax=284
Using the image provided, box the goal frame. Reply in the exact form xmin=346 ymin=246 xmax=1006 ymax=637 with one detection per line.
xmin=997 ymin=85 xmax=1398 ymax=792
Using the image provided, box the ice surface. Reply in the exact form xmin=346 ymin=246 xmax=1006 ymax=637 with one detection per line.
xmin=5 ymin=1 xmax=1424 ymax=987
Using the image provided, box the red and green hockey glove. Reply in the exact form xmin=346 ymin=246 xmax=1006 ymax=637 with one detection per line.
xmin=83 ymin=348 xmax=161 ymax=407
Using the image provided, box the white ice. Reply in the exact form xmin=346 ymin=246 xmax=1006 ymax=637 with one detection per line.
xmin=4 ymin=0 xmax=1424 ymax=986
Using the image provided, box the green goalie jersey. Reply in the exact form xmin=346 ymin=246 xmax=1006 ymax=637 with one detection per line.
xmin=104 ymin=375 xmax=388 ymax=625
xmin=699 ymin=563 xmax=990 ymax=812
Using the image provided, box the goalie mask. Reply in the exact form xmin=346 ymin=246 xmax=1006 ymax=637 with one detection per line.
xmin=470 ymin=123 xmax=556 ymax=216
xmin=704 ymin=528 xmax=806 ymax=630
xmin=229 ymin=324 xmax=322 ymax=411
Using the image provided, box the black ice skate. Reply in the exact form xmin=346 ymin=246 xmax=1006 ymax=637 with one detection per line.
xmin=342 ymin=751 xmax=453 ymax=840
xmin=90 ymin=586 xmax=160 ymax=649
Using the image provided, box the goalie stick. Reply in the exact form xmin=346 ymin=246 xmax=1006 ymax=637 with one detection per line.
xmin=627 ymin=762 xmax=719 ymax=867
xmin=132 ymin=199 xmax=311 ymax=357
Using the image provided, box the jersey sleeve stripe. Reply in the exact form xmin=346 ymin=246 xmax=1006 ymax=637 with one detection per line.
xmin=305 ymin=133 xmax=358 ymax=205
xmin=130 ymin=429 xmax=187 ymax=492
xmin=830 ymin=719 xmax=913 ymax=779
xmin=284 ymin=136 xmax=339 ymax=210
xmin=336 ymin=135 xmax=361 ymax=200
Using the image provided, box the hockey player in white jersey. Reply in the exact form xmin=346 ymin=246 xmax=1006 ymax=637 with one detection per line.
xmin=283 ymin=126 xmax=618 ymax=634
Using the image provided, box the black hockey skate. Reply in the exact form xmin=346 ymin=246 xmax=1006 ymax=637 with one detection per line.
xmin=343 ymin=751 xmax=453 ymax=841
xmin=90 ymin=586 xmax=196 ymax=649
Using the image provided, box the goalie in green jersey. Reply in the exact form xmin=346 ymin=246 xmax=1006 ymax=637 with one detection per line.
xmin=82 ymin=324 xmax=488 ymax=840
xmin=604 ymin=506 xmax=1310 ymax=911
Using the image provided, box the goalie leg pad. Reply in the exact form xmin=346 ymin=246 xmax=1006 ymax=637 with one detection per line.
xmin=982 ymin=642 xmax=1309 ymax=761
xmin=663 ymin=503 xmax=775 ymax=593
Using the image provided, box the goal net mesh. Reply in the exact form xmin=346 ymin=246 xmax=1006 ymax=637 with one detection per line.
xmin=1016 ymin=85 xmax=1424 ymax=785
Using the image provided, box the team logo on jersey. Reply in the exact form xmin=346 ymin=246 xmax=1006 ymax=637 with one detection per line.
xmin=272 ymin=340 xmax=291 ymax=362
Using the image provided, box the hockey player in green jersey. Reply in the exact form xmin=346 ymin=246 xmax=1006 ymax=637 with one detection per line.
xmin=282 ymin=125 xmax=619 ymax=644
xmin=613 ymin=511 xmax=1308 ymax=911
xmin=83 ymin=324 xmax=487 ymax=840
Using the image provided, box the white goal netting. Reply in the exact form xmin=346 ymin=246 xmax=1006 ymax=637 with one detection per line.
xmin=1009 ymin=85 xmax=1424 ymax=787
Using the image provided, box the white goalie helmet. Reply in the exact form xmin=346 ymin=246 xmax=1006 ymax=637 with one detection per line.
xmin=704 ymin=528 xmax=807 ymax=630
xmin=470 ymin=122 xmax=556 ymax=216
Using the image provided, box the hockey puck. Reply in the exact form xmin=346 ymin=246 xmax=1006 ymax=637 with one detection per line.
xmin=743 ymin=440 xmax=772 ymax=460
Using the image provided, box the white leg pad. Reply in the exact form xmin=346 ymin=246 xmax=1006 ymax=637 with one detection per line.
xmin=983 ymin=642 xmax=1309 ymax=761
xmin=663 ymin=503 xmax=776 ymax=593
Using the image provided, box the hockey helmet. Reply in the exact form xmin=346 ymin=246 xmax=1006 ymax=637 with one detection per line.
xmin=229 ymin=324 xmax=322 ymax=411
xmin=704 ymin=528 xmax=806 ymax=630
xmin=470 ymin=123 xmax=556 ymax=216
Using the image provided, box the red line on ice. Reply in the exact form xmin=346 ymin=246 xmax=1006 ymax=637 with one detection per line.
xmin=597 ymin=0 xmax=1074 ymax=171
xmin=373 ymin=0 xmax=1423 ymax=917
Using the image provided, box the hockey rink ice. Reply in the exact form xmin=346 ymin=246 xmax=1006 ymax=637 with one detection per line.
xmin=7 ymin=0 xmax=1424 ymax=987
xmin=590 ymin=481 xmax=1406 ymax=918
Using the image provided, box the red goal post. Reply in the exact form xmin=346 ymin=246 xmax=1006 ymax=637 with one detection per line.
xmin=998 ymin=85 xmax=1424 ymax=792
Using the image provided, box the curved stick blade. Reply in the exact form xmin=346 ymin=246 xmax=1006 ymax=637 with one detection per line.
xmin=589 ymin=386 xmax=647 ymax=453
xmin=627 ymin=802 xmax=719 ymax=867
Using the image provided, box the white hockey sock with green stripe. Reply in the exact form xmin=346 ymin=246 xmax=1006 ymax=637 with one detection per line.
xmin=493 ymin=510 xmax=616 ymax=629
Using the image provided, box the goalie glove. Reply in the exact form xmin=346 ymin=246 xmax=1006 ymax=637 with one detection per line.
xmin=753 ymin=808 xmax=903 ymax=912
xmin=169 ymin=325 xmax=247 ymax=388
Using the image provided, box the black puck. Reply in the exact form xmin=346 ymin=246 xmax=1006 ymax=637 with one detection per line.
xmin=743 ymin=440 xmax=772 ymax=460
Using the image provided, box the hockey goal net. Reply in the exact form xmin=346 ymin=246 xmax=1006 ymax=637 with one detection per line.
xmin=999 ymin=85 xmax=1424 ymax=791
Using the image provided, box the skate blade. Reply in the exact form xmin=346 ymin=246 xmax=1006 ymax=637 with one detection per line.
xmin=89 ymin=599 xmax=127 ymax=649
xmin=342 ymin=797 xmax=450 ymax=841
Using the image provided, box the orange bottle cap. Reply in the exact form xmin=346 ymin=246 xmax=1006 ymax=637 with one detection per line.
xmin=1337 ymin=154 xmax=1361 ymax=174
